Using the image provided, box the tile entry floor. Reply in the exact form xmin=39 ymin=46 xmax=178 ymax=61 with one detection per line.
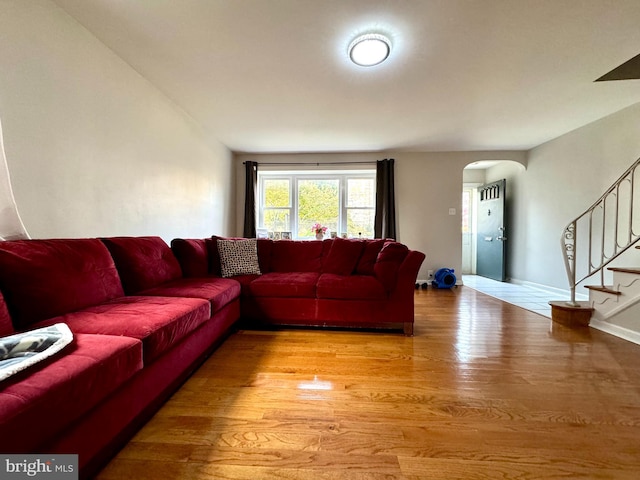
xmin=461 ymin=275 xmax=587 ymax=318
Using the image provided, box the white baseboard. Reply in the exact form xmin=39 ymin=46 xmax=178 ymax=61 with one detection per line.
xmin=418 ymin=278 xmax=462 ymax=286
xmin=509 ymin=278 xmax=589 ymax=300
xmin=589 ymin=319 xmax=640 ymax=346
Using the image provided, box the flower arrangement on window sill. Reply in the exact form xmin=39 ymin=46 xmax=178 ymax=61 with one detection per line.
xmin=312 ymin=223 xmax=327 ymax=240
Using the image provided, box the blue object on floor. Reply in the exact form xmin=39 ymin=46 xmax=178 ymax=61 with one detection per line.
xmin=432 ymin=268 xmax=456 ymax=289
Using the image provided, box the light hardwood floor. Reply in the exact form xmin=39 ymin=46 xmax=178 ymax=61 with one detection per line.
xmin=96 ymin=287 xmax=640 ymax=479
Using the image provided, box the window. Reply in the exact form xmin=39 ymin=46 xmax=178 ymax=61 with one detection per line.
xmin=258 ymin=170 xmax=376 ymax=239
xmin=262 ymin=178 xmax=291 ymax=232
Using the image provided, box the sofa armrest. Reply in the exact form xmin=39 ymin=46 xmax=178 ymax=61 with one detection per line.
xmin=389 ymin=250 xmax=426 ymax=335
xmin=373 ymin=242 xmax=409 ymax=291
xmin=392 ymin=250 xmax=426 ymax=297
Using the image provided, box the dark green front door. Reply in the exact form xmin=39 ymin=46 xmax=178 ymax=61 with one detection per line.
xmin=476 ymin=179 xmax=507 ymax=281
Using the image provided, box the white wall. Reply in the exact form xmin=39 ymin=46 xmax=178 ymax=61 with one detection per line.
xmin=462 ymin=169 xmax=486 ymax=185
xmin=487 ymin=102 xmax=640 ymax=290
xmin=234 ymin=151 xmax=525 ymax=281
xmin=0 ymin=0 xmax=234 ymax=242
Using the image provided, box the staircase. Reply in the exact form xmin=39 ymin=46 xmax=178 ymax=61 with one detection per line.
xmin=552 ymin=157 xmax=640 ymax=342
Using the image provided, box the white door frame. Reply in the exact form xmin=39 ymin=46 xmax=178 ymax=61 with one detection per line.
xmin=462 ymin=183 xmax=480 ymax=274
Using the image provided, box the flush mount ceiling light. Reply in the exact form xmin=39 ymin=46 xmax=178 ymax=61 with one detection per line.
xmin=348 ymin=33 xmax=391 ymax=67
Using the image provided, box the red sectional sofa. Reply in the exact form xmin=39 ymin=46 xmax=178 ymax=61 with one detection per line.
xmin=0 ymin=235 xmax=424 ymax=478
xmin=173 ymin=236 xmax=425 ymax=335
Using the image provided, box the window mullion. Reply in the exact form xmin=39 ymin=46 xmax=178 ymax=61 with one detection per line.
xmin=340 ymin=174 xmax=347 ymax=235
xmin=292 ymin=176 xmax=298 ymax=239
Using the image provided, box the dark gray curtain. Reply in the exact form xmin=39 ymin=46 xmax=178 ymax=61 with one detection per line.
xmin=243 ymin=161 xmax=258 ymax=238
xmin=374 ymin=158 xmax=396 ymax=239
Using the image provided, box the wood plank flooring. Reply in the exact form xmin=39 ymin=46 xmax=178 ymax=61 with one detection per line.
xmin=96 ymin=287 xmax=640 ymax=479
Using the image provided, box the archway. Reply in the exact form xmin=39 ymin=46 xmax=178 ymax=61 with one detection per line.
xmin=461 ymin=160 xmax=526 ymax=277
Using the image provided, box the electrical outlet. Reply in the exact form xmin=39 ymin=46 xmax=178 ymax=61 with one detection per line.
xmin=428 ymin=270 xmax=434 ymax=279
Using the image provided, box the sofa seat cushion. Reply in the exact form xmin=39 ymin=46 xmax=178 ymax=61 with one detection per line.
xmin=140 ymin=277 xmax=241 ymax=312
xmin=249 ymin=272 xmax=320 ymax=298
xmin=35 ymin=296 xmax=211 ymax=364
xmin=228 ymin=274 xmax=261 ymax=296
xmin=101 ymin=236 xmax=182 ymax=294
xmin=317 ymin=274 xmax=386 ymax=300
xmin=0 ymin=333 xmax=142 ymax=454
xmin=0 ymin=239 xmax=124 ymax=330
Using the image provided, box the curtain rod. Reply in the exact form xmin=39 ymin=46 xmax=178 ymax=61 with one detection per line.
xmin=242 ymin=161 xmax=377 ymax=166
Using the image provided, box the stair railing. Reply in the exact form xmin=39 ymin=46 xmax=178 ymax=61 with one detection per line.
xmin=562 ymin=157 xmax=640 ymax=306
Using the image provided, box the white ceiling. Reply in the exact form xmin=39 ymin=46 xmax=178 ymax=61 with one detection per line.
xmin=51 ymin=0 xmax=640 ymax=154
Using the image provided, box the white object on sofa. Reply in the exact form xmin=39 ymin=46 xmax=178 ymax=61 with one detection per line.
xmin=0 ymin=323 xmax=73 ymax=382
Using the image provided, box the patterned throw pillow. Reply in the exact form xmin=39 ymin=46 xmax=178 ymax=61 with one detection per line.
xmin=217 ymin=239 xmax=262 ymax=278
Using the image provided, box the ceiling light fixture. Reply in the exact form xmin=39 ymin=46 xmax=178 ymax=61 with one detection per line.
xmin=348 ymin=33 xmax=391 ymax=67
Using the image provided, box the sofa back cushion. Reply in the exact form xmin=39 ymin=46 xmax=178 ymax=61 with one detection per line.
xmin=256 ymin=238 xmax=273 ymax=273
xmin=356 ymin=239 xmax=386 ymax=275
xmin=0 ymin=291 xmax=14 ymax=336
xmin=0 ymin=239 xmax=124 ymax=329
xmin=269 ymin=240 xmax=324 ymax=273
xmin=377 ymin=241 xmax=409 ymax=263
xmin=101 ymin=237 xmax=182 ymax=294
xmin=323 ymin=238 xmax=365 ymax=275
xmin=171 ymin=238 xmax=209 ymax=278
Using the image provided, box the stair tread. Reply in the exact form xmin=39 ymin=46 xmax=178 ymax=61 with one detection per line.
xmin=584 ymin=285 xmax=622 ymax=295
xmin=608 ymin=267 xmax=640 ymax=274
xmin=548 ymin=300 xmax=593 ymax=311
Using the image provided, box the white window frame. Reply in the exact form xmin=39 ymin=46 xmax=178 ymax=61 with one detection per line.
xmin=258 ymin=169 xmax=376 ymax=239
xmin=260 ymin=176 xmax=293 ymax=235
